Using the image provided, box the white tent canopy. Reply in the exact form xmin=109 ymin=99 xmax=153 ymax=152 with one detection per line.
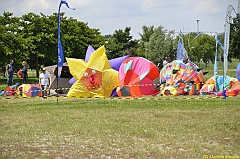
xmin=44 ymin=63 xmax=72 ymax=94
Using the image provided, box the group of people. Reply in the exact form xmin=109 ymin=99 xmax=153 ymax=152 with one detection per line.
xmin=5 ymin=60 xmax=50 ymax=98
xmin=5 ymin=60 xmax=28 ymax=86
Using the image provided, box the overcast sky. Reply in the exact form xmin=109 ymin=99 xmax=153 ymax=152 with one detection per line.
xmin=0 ymin=0 xmax=238 ymax=39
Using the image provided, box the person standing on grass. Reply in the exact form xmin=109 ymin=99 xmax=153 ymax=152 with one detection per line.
xmin=21 ymin=61 xmax=28 ymax=84
xmin=5 ymin=60 xmax=15 ymax=86
xmin=39 ymin=67 xmax=50 ymax=98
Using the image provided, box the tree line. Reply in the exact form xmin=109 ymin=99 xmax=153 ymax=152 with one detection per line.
xmin=0 ymin=12 xmax=239 ymax=77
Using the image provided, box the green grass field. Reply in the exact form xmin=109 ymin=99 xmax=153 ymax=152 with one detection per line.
xmin=0 ymin=97 xmax=240 ymax=158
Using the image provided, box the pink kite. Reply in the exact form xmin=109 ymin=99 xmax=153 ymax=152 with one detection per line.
xmin=116 ymin=57 xmax=160 ymax=97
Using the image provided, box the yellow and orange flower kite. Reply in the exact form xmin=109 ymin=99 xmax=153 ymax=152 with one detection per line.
xmin=66 ymin=46 xmax=119 ymax=98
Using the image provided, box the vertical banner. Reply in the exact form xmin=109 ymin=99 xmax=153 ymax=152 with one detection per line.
xmin=179 ymin=30 xmax=184 ymax=44
xmin=214 ymin=34 xmax=219 ymax=78
xmin=176 ymin=40 xmax=188 ymax=61
xmin=223 ymin=5 xmax=235 ymax=89
xmin=57 ymin=0 xmax=75 ymax=80
xmin=214 ymin=34 xmax=219 ymax=92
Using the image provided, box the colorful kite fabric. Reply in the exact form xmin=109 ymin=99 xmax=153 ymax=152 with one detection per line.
xmin=237 ymin=63 xmax=240 ymax=80
xmin=200 ymin=76 xmax=239 ymax=96
xmin=68 ymin=45 xmax=129 ymax=85
xmin=66 ymin=46 xmax=120 ymax=98
xmin=16 ymin=84 xmax=42 ymax=97
xmin=2 ymin=83 xmax=20 ymax=96
xmin=109 ymin=55 xmax=130 ymax=71
xmin=159 ymin=60 xmax=204 ymax=96
xmin=84 ymin=45 xmax=129 ymax=71
xmin=116 ymin=57 xmax=160 ymax=97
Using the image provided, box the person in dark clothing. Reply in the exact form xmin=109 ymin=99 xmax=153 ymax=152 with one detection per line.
xmin=167 ymin=54 xmax=172 ymax=63
xmin=5 ymin=60 xmax=15 ymax=86
xmin=21 ymin=61 xmax=28 ymax=84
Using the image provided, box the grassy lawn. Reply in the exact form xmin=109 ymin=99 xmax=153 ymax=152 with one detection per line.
xmin=0 ymin=97 xmax=240 ymax=158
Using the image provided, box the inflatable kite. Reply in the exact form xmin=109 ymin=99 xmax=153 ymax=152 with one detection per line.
xmin=16 ymin=84 xmax=42 ymax=97
xmin=17 ymin=70 xmax=23 ymax=78
xmin=237 ymin=63 xmax=240 ymax=80
xmin=2 ymin=83 xmax=20 ymax=97
xmin=200 ymin=76 xmax=239 ymax=96
xmin=66 ymin=46 xmax=120 ymax=98
xmin=68 ymin=45 xmax=129 ymax=85
xmin=116 ymin=57 xmax=160 ymax=97
xmin=159 ymin=60 xmax=204 ymax=96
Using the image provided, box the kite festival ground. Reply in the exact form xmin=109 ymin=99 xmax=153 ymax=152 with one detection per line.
xmin=0 ymin=96 xmax=239 ymax=158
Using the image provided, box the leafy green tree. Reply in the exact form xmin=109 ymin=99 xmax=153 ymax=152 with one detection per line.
xmin=183 ymin=32 xmax=197 ymax=61
xmin=137 ymin=25 xmax=155 ymax=57
xmin=19 ymin=12 xmax=105 ymax=77
xmin=216 ymin=33 xmax=224 ymax=62
xmin=20 ymin=12 xmax=56 ymax=77
xmin=105 ymin=27 xmax=139 ymax=59
xmin=60 ymin=15 xmax=106 ymax=60
xmin=190 ymin=34 xmax=215 ymax=67
xmin=229 ymin=13 xmax=240 ymax=61
xmin=0 ymin=12 xmax=105 ymax=77
xmin=145 ymin=25 xmax=175 ymax=67
xmin=0 ymin=12 xmax=33 ymax=72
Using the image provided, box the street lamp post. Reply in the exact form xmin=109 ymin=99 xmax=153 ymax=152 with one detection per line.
xmin=196 ymin=19 xmax=200 ymax=33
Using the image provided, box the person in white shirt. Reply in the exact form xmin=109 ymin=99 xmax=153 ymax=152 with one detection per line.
xmin=163 ymin=57 xmax=168 ymax=67
xmin=39 ymin=67 xmax=50 ymax=98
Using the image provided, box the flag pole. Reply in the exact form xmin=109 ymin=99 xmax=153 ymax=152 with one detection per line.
xmin=57 ymin=2 xmax=61 ymax=102
xmin=57 ymin=0 xmax=75 ymax=102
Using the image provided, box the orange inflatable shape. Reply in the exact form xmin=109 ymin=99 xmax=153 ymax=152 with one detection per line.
xmin=17 ymin=70 xmax=22 ymax=78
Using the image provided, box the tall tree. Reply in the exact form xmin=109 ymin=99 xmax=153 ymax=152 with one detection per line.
xmin=183 ymin=32 xmax=197 ymax=61
xmin=19 ymin=12 xmax=105 ymax=76
xmin=20 ymin=12 xmax=56 ymax=77
xmin=137 ymin=25 xmax=155 ymax=57
xmin=60 ymin=16 xmax=106 ymax=59
xmin=105 ymin=27 xmax=138 ymax=59
xmin=0 ymin=12 xmax=34 ymax=72
xmin=229 ymin=13 xmax=240 ymax=61
xmin=145 ymin=25 xmax=175 ymax=67
xmin=190 ymin=34 xmax=215 ymax=67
